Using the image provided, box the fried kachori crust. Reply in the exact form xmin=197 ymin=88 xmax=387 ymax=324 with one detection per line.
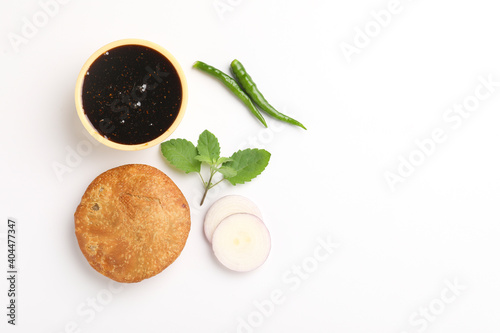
xmin=74 ymin=164 xmax=190 ymax=283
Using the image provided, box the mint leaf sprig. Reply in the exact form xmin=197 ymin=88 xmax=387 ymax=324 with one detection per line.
xmin=161 ymin=130 xmax=271 ymax=205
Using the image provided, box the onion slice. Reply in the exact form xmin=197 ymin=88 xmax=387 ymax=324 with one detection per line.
xmin=204 ymin=195 xmax=262 ymax=243
xmin=211 ymin=213 xmax=271 ymax=272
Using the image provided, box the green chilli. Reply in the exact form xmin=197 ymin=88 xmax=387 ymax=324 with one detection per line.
xmin=230 ymin=59 xmax=307 ymax=130
xmin=193 ymin=61 xmax=267 ymax=127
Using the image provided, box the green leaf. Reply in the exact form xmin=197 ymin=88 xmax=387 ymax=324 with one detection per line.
xmin=161 ymin=139 xmax=201 ymax=174
xmin=223 ymin=149 xmax=271 ymax=185
xmin=195 ymin=155 xmax=213 ymax=164
xmin=217 ymin=166 xmax=237 ymax=178
xmin=216 ymin=157 xmax=233 ymax=165
xmin=197 ymin=130 xmax=220 ymax=163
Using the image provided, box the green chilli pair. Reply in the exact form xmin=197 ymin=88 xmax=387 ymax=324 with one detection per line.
xmin=193 ymin=59 xmax=306 ymax=130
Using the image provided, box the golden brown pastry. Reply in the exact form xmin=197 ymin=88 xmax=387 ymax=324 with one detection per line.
xmin=74 ymin=164 xmax=190 ymax=283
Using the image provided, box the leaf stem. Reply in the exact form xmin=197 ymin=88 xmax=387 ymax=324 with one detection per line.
xmin=208 ymin=178 xmax=225 ymax=190
xmin=198 ymin=172 xmax=206 ymax=186
xmin=200 ymin=170 xmax=215 ymax=206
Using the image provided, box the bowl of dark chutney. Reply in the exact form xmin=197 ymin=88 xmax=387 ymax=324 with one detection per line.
xmin=75 ymin=39 xmax=188 ymax=151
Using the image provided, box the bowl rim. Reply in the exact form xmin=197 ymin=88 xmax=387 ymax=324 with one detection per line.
xmin=74 ymin=38 xmax=188 ymax=151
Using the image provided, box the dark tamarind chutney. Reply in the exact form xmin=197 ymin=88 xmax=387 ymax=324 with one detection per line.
xmin=82 ymin=44 xmax=182 ymax=145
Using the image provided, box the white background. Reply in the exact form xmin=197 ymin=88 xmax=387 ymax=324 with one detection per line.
xmin=1 ymin=0 xmax=500 ymax=332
